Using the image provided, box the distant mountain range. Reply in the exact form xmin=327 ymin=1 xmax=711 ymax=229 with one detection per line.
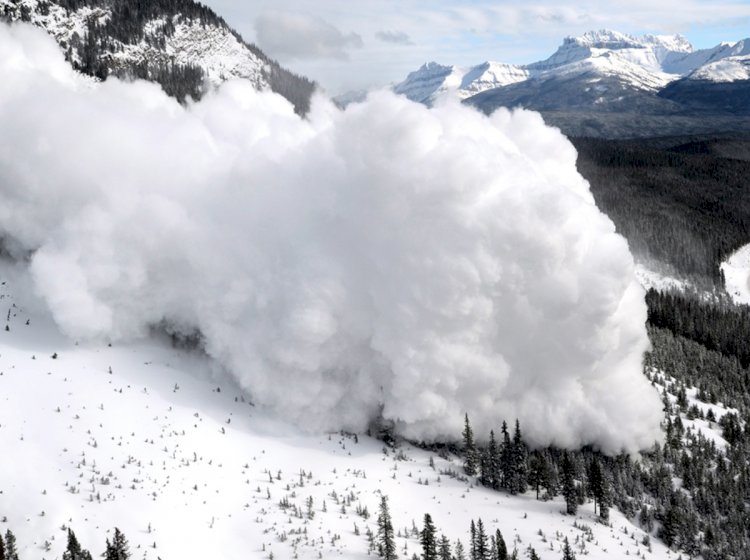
xmin=389 ymin=30 xmax=750 ymax=138
xmin=0 ymin=0 xmax=316 ymax=113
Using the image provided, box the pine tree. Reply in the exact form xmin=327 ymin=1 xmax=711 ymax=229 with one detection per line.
xmin=589 ymin=458 xmax=611 ymax=522
xmin=421 ymin=514 xmax=437 ymax=560
xmin=486 ymin=430 xmax=499 ymax=490
xmin=438 ymin=535 xmax=452 ymax=560
xmin=454 ymin=540 xmax=467 ymax=560
xmin=561 ymin=537 xmax=575 ymax=560
xmin=510 ymin=419 xmax=527 ymax=494
xmin=528 ymin=452 xmax=549 ymax=500
xmin=3 ymin=531 xmax=18 ymax=560
xmin=0 ymin=532 xmax=5 ymax=560
xmin=470 ymin=520 xmax=477 ymax=560
xmin=494 ymin=529 xmax=507 ymax=560
xmin=475 ymin=519 xmax=489 ymax=560
xmin=377 ymin=496 xmax=397 ymax=560
xmin=500 ymin=421 xmax=512 ymax=490
xmin=562 ymin=452 xmax=577 ymax=516
xmin=660 ymin=498 xmax=681 ymax=549
xmin=105 ymin=528 xmax=130 ymax=560
xmin=62 ymin=528 xmax=92 ymax=560
xmin=463 ymin=414 xmax=477 ymax=477
xmin=589 ymin=458 xmax=602 ymax=516
xmin=528 ymin=547 xmax=540 ymax=560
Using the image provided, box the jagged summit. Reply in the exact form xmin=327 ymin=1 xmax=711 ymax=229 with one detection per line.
xmin=392 ymin=28 xmax=750 ymax=114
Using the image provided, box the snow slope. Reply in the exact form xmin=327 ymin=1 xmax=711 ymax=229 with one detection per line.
xmin=0 ymin=0 xmax=267 ymax=88
xmin=0 ymin=258 xmax=671 ymax=560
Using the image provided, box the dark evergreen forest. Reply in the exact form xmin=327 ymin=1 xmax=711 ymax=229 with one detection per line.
xmin=573 ymin=135 xmax=750 ymax=287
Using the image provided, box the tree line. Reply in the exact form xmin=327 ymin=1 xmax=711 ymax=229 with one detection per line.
xmin=373 ymin=495 xmax=575 ymax=560
xmin=0 ymin=527 xmax=130 ymax=560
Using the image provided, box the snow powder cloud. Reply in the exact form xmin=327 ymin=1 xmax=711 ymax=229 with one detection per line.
xmin=0 ymin=22 xmax=663 ymax=453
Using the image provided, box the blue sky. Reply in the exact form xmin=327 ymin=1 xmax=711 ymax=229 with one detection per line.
xmin=201 ymin=0 xmax=750 ymax=94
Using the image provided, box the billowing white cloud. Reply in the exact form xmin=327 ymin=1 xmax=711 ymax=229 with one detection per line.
xmin=255 ymin=11 xmax=363 ymax=60
xmin=0 ymin=23 xmax=663 ymax=453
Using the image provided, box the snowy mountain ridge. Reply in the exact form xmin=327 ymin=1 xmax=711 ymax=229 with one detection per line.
xmin=0 ymin=0 xmax=264 ymax=86
xmin=0 ymin=0 xmax=315 ymax=112
xmin=393 ymin=29 xmax=750 ymax=105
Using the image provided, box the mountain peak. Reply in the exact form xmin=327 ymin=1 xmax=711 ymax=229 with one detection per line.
xmin=563 ymin=29 xmax=693 ymax=53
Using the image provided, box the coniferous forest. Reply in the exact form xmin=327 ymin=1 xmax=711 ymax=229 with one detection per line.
xmin=574 ymin=135 xmax=750 ymax=287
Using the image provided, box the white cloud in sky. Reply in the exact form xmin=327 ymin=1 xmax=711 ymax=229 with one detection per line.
xmin=255 ymin=10 xmax=363 ymax=60
xmin=375 ymin=30 xmax=414 ymax=45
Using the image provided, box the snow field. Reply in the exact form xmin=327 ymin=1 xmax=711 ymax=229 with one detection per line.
xmin=0 ymin=261 xmax=671 ymax=559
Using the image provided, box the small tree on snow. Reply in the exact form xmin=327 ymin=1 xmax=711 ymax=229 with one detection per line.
xmin=377 ymin=496 xmax=397 ymax=560
xmin=420 ymin=514 xmax=437 ymax=560
xmin=105 ymin=528 xmax=130 ymax=560
xmin=462 ymin=414 xmax=477 ymax=476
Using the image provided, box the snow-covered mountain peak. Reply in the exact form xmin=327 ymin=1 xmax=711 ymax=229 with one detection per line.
xmin=689 ymin=54 xmax=750 ymax=82
xmin=565 ymin=29 xmax=645 ymax=50
xmin=393 ymin=28 xmax=748 ymax=106
xmin=563 ymin=29 xmax=692 ymax=53
xmin=641 ymin=33 xmax=693 ymax=53
xmin=458 ymin=60 xmax=529 ymax=95
xmin=391 ymin=61 xmax=464 ymax=103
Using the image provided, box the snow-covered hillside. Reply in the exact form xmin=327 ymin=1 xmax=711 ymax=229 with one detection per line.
xmin=392 ymin=29 xmax=750 ymax=105
xmin=0 ymin=258 xmax=675 ymax=560
xmin=0 ymin=0 xmax=266 ymax=88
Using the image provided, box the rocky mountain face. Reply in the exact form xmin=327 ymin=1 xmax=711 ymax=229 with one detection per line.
xmin=0 ymin=0 xmax=316 ymax=113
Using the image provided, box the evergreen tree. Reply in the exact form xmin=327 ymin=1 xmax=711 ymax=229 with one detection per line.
xmin=463 ymin=414 xmax=478 ymax=477
xmin=474 ymin=519 xmax=489 ymax=560
xmin=660 ymin=498 xmax=681 ymax=549
xmin=500 ymin=421 xmax=512 ymax=490
xmin=561 ymin=537 xmax=575 ymax=560
xmin=486 ymin=430 xmax=499 ymax=490
xmin=493 ymin=529 xmax=507 ymax=560
xmin=528 ymin=548 xmax=540 ymax=560
xmin=62 ymin=528 xmax=93 ymax=560
xmin=0 ymin=532 xmax=5 ymax=560
xmin=3 ymin=531 xmax=17 ymax=560
xmin=438 ymin=535 xmax=452 ymax=560
xmin=510 ymin=419 xmax=528 ymax=494
xmin=377 ymin=496 xmax=397 ymax=560
xmin=589 ymin=458 xmax=611 ymax=522
xmin=454 ymin=540 xmax=467 ymax=560
xmin=421 ymin=514 xmax=437 ymax=560
xmin=562 ymin=452 xmax=577 ymax=515
xmin=528 ymin=452 xmax=549 ymax=500
xmin=470 ymin=520 xmax=477 ymax=560
xmin=104 ymin=528 xmax=129 ymax=560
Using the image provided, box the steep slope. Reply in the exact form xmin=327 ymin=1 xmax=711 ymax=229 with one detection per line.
xmin=0 ymin=0 xmax=315 ymax=113
xmin=0 ymin=258 xmax=672 ymax=560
